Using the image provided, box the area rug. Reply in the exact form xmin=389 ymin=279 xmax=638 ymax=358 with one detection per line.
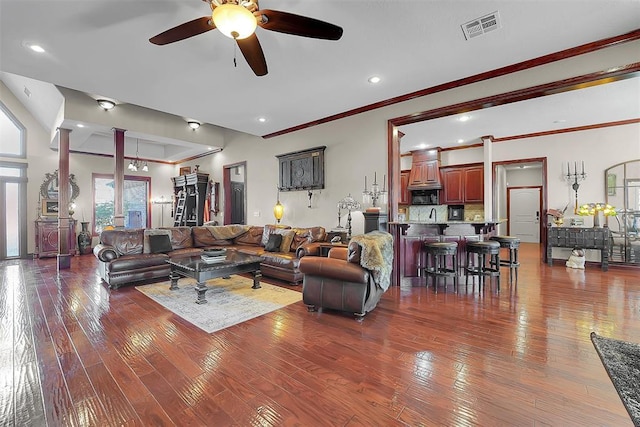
xmin=590 ymin=332 xmax=640 ymax=425
xmin=136 ymin=276 xmax=301 ymax=333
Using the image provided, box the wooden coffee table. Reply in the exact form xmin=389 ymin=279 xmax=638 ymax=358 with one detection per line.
xmin=166 ymin=251 xmax=262 ymax=304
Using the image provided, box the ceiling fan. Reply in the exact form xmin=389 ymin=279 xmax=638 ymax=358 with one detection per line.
xmin=149 ymin=0 xmax=343 ymax=76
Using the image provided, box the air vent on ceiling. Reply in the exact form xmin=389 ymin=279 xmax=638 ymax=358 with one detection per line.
xmin=461 ymin=11 xmax=501 ymax=40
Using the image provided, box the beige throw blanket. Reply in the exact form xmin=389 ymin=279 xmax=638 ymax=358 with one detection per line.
xmin=205 ymin=225 xmax=251 ymax=240
xmin=351 ymin=230 xmax=394 ymax=291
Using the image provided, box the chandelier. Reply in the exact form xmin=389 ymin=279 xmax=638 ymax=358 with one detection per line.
xmin=128 ymin=139 xmax=148 ymax=172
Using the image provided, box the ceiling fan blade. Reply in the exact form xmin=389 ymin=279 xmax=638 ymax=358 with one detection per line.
xmin=236 ymin=34 xmax=268 ymax=76
xmin=258 ymin=9 xmax=343 ymax=40
xmin=149 ymin=17 xmax=215 ymax=45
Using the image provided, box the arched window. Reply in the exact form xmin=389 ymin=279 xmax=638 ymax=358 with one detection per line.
xmin=0 ymin=101 xmax=26 ymax=158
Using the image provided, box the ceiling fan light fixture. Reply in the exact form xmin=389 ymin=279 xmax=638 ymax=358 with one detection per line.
xmin=212 ymin=3 xmax=257 ymax=40
xmin=97 ymin=99 xmax=115 ymax=110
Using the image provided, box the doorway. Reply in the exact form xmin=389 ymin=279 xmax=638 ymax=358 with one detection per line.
xmin=494 ymin=159 xmax=546 ymax=250
xmin=223 ymin=162 xmax=247 ymax=225
xmin=508 ymin=187 xmax=542 ymax=243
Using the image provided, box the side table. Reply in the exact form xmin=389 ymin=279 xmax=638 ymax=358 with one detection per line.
xmin=317 ymin=242 xmax=349 ymax=257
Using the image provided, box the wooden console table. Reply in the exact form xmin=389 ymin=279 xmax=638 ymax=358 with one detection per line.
xmin=547 ymin=226 xmax=610 ymax=271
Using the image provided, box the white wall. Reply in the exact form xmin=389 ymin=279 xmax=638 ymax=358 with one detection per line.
xmin=506 ymin=168 xmax=543 ymax=187
xmin=2 ymin=81 xmax=54 ymax=254
xmin=494 ymin=124 xmax=640 ymax=223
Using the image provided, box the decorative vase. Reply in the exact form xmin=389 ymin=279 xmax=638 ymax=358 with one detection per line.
xmin=77 ymin=222 xmax=92 ymax=255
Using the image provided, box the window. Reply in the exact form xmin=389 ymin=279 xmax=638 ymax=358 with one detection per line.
xmin=92 ymin=174 xmax=151 ymax=235
xmin=0 ymin=101 xmax=26 ymax=158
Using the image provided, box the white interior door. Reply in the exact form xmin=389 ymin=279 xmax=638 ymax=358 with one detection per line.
xmin=508 ymin=187 xmax=541 ymax=243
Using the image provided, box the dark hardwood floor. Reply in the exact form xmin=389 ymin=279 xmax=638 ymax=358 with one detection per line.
xmin=1 ymin=243 xmax=638 ymax=426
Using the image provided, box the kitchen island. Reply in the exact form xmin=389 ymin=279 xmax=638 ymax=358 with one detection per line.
xmin=389 ymin=220 xmax=506 ymax=286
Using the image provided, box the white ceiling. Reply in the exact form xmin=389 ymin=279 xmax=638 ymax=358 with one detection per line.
xmin=1 ymin=1 xmax=639 ymax=161
xmin=399 ymin=75 xmax=640 ymax=152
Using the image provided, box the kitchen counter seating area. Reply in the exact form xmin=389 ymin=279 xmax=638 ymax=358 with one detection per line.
xmin=389 ymin=220 xmax=506 ymax=287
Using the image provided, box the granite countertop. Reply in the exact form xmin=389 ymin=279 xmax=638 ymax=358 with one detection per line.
xmin=390 ymin=219 xmax=506 ymax=225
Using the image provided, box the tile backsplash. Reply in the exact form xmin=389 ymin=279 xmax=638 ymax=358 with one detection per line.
xmin=408 ymin=204 xmax=484 ymax=222
xmin=463 ymin=204 xmax=484 ymax=221
xmin=408 ymin=205 xmax=447 ymax=222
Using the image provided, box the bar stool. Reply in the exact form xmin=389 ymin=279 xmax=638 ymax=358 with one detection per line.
xmin=465 ymin=241 xmax=501 ymax=292
xmin=490 ymin=235 xmax=521 ymax=283
xmin=424 ymin=242 xmax=458 ymax=293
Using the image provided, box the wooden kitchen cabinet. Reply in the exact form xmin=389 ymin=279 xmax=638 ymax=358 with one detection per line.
xmin=408 ymin=159 xmax=439 ymax=186
xmin=463 ymin=166 xmax=484 ymax=203
xmin=35 ymin=219 xmax=76 ymax=258
xmin=442 ymin=165 xmax=483 ymax=204
xmin=407 ymin=149 xmax=441 ymax=189
xmin=399 ymin=170 xmax=411 ymax=204
xmin=442 ymin=169 xmax=464 ymax=204
xmin=402 ymin=234 xmax=441 ymax=277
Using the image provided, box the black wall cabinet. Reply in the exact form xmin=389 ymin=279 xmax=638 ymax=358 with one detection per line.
xmin=276 ymin=146 xmax=326 ymax=191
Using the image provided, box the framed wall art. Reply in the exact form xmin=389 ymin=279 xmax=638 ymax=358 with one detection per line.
xmin=179 ymin=166 xmax=191 ymax=176
xmin=41 ymin=199 xmax=59 ymax=216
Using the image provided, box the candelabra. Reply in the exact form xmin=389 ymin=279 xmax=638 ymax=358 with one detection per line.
xmin=338 ymin=194 xmax=361 ymax=239
xmin=565 ymin=161 xmax=587 ymax=214
xmin=362 ymin=172 xmax=388 ymax=208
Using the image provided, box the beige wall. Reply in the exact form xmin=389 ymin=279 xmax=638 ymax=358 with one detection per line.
xmin=2 ymin=37 xmax=639 ymax=254
xmin=183 ymin=38 xmax=640 ymax=234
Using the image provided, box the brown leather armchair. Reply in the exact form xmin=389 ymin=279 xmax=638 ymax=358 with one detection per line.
xmin=298 ymin=241 xmax=388 ymax=319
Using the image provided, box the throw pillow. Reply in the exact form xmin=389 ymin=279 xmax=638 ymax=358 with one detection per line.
xmin=264 ymin=234 xmax=283 ymax=252
xmin=291 ymin=229 xmax=311 ymax=250
xmin=143 ymin=228 xmax=171 ymax=253
xmin=148 ymin=234 xmax=173 ymax=254
xmin=261 ymin=224 xmax=291 ymax=246
xmin=273 ymin=229 xmax=295 ymax=252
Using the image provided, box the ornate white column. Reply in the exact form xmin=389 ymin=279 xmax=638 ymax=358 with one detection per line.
xmin=482 ymin=136 xmax=493 ymax=221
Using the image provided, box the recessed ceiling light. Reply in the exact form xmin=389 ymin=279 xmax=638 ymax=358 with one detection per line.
xmin=458 ymin=115 xmax=470 ymax=122
xmin=29 ymin=44 xmax=45 ymax=53
xmin=368 ymin=76 xmax=381 ymax=84
xmin=258 ymin=117 xmax=267 ymax=123
xmin=417 ymin=143 xmax=429 ymax=149
xmin=457 ymin=139 xmax=464 ymax=143
xmin=97 ymin=99 xmax=116 ymax=110
xmin=76 ymin=124 xmax=85 ymax=128
xmin=207 ymin=147 xmax=213 ymax=151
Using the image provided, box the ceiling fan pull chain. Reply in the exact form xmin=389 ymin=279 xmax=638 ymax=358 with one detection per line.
xmin=233 ymin=43 xmax=237 ymax=68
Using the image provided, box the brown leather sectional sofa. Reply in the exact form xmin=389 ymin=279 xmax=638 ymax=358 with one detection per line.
xmin=93 ymin=224 xmax=327 ymax=289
